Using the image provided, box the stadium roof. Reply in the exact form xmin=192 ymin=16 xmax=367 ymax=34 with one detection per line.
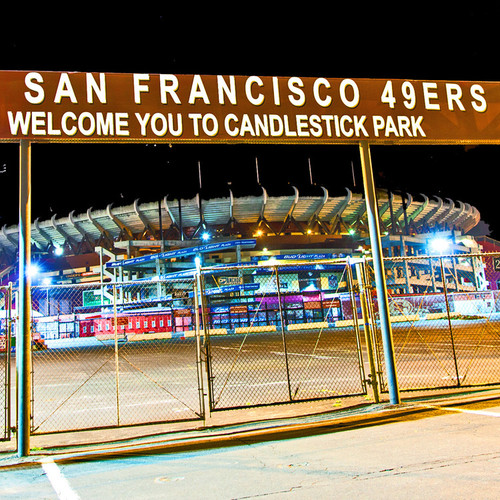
xmin=0 ymin=187 xmax=480 ymax=263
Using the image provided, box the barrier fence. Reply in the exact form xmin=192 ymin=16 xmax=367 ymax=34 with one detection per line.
xmin=367 ymin=253 xmax=500 ymax=392
xmin=1 ymin=253 xmax=499 ymax=437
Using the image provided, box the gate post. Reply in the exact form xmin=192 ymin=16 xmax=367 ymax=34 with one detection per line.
xmin=2 ymin=285 xmax=12 ymax=441
xmin=112 ymin=283 xmax=121 ymax=426
xmin=345 ymin=260 xmax=368 ymax=394
xmin=439 ymin=256 xmax=461 ymax=386
xmin=353 ymin=259 xmax=380 ymax=403
xmin=275 ymin=266 xmax=292 ymax=401
xmin=195 ymin=258 xmax=211 ymax=420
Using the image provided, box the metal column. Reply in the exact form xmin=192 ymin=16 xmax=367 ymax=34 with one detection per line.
xmin=17 ymin=140 xmax=32 ymax=456
xmin=359 ymin=141 xmax=400 ymax=404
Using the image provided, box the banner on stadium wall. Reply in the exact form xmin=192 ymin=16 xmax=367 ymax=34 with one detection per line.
xmin=1 ymin=71 xmax=499 ymax=145
xmin=106 ymin=239 xmax=257 ymax=268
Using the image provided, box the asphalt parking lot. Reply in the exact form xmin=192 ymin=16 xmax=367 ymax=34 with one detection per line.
xmin=2 ymin=321 xmax=500 ymax=438
xmin=1 ymin=390 xmax=499 ymax=499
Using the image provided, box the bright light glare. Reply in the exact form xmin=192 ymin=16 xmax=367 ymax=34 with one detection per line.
xmin=54 ymin=246 xmax=64 ymax=256
xmin=201 ymin=232 xmax=210 ymax=241
xmin=429 ymin=237 xmax=450 ymax=254
xmin=29 ymin=264 xmax=40 ymax=277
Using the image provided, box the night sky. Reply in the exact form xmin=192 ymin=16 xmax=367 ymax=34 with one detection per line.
xmin=0 ymin=10 xmax=499 ymax=237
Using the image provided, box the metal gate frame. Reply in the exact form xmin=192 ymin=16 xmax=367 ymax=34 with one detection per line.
xmin=1 ymin=284 xmax=12 ymax=441
xmin=201 ymin=260 xmax=375 ymax=412
xmin=29 ymin=279 xmax=206 ymax=435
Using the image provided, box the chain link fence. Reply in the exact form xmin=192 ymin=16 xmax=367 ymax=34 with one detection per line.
xmin=202 ymin=260 xmax=369 ymax=410
xmin=0 ymin=285 xmax=12 ymax=441
xmin=4 ymin=251 xmax=500 ymax=437
xmin=29 ymin=278 xmax=203 ymax=434
xmin=367 ymin=253 xmax=500 ymax=391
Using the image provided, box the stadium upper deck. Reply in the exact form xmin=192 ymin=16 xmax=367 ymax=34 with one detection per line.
xmin=0 ymin=186 xmax=481 ymax=270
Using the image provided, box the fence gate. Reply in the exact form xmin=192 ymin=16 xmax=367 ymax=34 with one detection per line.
xmin=0 ymin=285 xmax=12 ymax=441
xmin=30 ymin=279 xmax=205 ymax=434
xmin=202 ymin=260 xmax=370 ymax=411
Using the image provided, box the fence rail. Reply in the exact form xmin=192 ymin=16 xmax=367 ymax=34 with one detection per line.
xmin=1 ymin=252 xmax=499 ymax=437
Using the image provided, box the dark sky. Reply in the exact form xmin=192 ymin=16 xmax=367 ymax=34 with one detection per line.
xmin=0 ymin=10 xmax=499 ymax=237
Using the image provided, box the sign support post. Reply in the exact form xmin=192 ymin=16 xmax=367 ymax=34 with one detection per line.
xmin=17 ymin=139 xmax=32 ymax=456
xmin=359 ymin=141 xmax=400 ymax=405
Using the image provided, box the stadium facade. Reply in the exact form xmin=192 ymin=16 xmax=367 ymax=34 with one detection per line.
xmin=0 ymin=185 xmax=495 ymax=293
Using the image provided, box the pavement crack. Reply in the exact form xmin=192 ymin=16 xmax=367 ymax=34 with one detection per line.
xmin=354 ymin=451 xmax=500 ymax=480
xmin=232 ymin=485 xmax=303 ymax=499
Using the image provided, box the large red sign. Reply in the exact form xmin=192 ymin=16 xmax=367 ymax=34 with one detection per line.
xmin=1 ymin=71 xmax=499 ymax=144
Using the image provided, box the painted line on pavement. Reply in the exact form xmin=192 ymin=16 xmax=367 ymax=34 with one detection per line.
xmin=40 ymin=458 xmax=80 ymax=500
xmin=423 ymin=404 xmax=500 ymax=418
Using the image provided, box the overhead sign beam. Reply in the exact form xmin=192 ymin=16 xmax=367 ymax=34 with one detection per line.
xmin=0 ymin=71 xmax=499 ymax=144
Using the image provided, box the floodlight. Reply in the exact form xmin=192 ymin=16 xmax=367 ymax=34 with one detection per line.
xmin=29 ymin=264 xmax=41 ymax=278
xmin=429 ymin=237 xmax=451 ymax=254
xmin=201 ymin=232 xmax=210 ymax=242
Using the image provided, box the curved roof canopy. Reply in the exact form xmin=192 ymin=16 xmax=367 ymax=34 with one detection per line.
xmin=0 ymin=188 xmax=480 ymax=262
